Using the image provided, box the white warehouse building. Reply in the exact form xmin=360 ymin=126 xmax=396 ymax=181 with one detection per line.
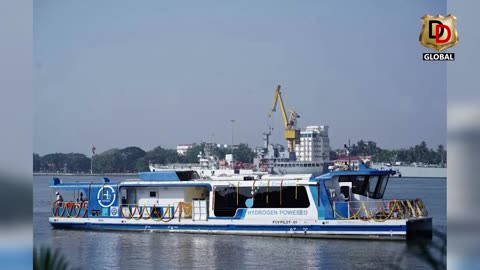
xmin=295 ymin=126 xmax=330 ymax=162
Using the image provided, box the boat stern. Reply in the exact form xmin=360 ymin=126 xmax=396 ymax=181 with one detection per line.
xmin=406 ymin=217 xmax=432 ymax=240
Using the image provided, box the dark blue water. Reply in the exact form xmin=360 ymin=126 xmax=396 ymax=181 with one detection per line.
xmin=34 ymin=176 xmax=446 ymax=269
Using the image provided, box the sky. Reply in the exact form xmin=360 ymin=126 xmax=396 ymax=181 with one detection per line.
xmin=34 ymin=0 xmax=447 ymax=156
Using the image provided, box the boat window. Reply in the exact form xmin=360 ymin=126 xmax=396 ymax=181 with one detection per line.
xmin=254 ymin=186 xmax=310 ymax=208
xmin=149 ymin=191 xmax=156 ymax=198
xmin=339 ymin=175 xmax=390 ymax=199
xmin=126 ymin=189 xmax=136 ymax=205
xmin=351 ymin=176 xmax=367 ymax=196
xmin=324 ymin=177 xmax=335 ymax=190
xmin=340 ymin=186 xmax=350 ymax=200
xmin=254 ymin=185 xmax=279 ymax=208
xmin=374 ymin=176 xmax=389 ymax=199
xmin=213 ymin=186 xmax=244 ymax=217
xmin=368 ymin=176 xmax=379 ymax=195
xmin=214 ymin=186 xmax=310 ymax=217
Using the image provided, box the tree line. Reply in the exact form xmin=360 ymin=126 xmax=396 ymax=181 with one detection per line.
xmin=33 ymin=143 xmax=255 ymax=173
xmin=34 ymin=140 xmax=446 ymax=173
xmin=330 ymin=140 xmax=446 ymax=165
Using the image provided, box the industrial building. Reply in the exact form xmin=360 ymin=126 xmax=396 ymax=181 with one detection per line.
xmin=295 ymin=126 xmax=330 ymax=163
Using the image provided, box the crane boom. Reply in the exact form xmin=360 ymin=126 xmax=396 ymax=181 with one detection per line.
xmin=269 ymin=85 xmax=290 ymax=129
xmin=267 ymin=84 xmax=301 ymax=160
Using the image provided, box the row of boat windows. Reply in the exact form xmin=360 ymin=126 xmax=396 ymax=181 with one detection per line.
xmin=275 ymin=163 xmax=321 ymax=167
xmin=214 ymin=186 xmax=310 ymax=217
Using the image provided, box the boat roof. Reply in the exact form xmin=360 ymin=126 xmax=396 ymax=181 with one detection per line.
xmin=49 ymin=164 xmax=395 ymax=189
xmin=138 ymin=171 xmax=188 ymax=181
xmin=317 ymin=163 xmax=396 ymax=180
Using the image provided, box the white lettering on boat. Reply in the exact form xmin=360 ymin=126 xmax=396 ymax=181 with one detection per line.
xmin=247 ymin=209 xmax=308 ymax=216
xmin=272 ymin=220 xmax=298 ymax=224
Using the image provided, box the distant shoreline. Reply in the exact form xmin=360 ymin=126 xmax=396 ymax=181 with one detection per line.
xmin=33 ymin=172 xmax=138 ymax=176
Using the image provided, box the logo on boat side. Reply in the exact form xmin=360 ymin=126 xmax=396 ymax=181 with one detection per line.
xmin=110 ymin=206 xmax=119 ymax=216
xmin=97 ymin=186 xmax=116 ymax=208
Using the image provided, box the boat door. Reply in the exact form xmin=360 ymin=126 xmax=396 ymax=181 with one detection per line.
xmin=126 ymin=189 xmax=136 ymax=204
xmin=192 ymin=199 xmax=208 ymax=221
xmin=339 ymin=182 xmax=352 ymax=201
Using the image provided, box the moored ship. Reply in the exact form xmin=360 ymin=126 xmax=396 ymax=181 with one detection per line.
xmin=372 ymin=164 xmax=446 ymax=178
xmin=49 ymin=164 xmax=432 ymax=240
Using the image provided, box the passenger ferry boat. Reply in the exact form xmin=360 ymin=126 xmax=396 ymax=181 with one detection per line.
xmin=49 ymin=164 xmax=432 ymax=240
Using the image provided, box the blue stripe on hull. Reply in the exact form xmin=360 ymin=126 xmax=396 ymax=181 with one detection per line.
xmin=51 ymin=222 xmax=406 ymax=233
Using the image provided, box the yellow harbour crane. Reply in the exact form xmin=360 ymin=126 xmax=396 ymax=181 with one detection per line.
xmin=268 ymin=85 xmax=300 ymax=160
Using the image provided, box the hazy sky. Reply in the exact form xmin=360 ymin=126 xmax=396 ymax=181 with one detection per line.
xmin=34 ymin=0 xmax=446 ymax=156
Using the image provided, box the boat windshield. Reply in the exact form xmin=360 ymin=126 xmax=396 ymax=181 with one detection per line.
xmin=338 ymin=174 xmax=390 ymax=199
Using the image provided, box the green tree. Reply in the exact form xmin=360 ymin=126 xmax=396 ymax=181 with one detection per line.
xmin=143 ymin=146 xmax=180 ymax=165
xmin=212 ymin=146 xmax=228 ymax=161
xmin=67 ymin=153 xmax=91 ymax=173
xmin=357 ymin=140 xmax=367 ymax=156
xmin=135 ymin=157 xmax=149 ymax=172
xmin=329 ymin=150 xmax=338 ymax=160
xmin=116 ymin=147 xmax=146 ymax=172
xmin=33 ymin=153 xmax=41 ymax=172
xmin=396 ymin=149 xmax=409 ymax=163
xmin=412 ymin=141 xmax=430 ymax=164
xmin=365 ymin=141 xmax=378 ymax=155
xmin=93 ymin=149 xmax=120 ymax=173
xmin=39 ymin=153 xmax=91 ymax=173
xmin=183 ymin=144 xmax=204 ymax=163
xmin=233 ymin=143 xmax=255 ymax=163
xmin=376 ymin=149 xmax=395 ymax=163
xmin=437 ymin=144 xmax=446 ymax=165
